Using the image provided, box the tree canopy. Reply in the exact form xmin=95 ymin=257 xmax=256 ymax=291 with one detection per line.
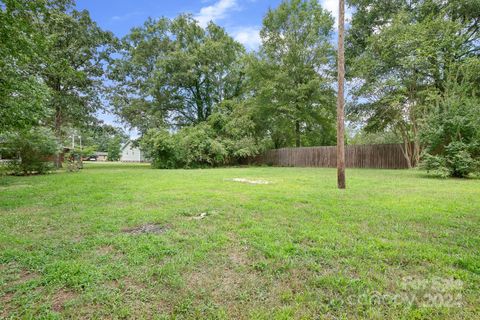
xmin=247 ymin=0 xmax=336 ymax=148
xmin=0 ymin=0 xmax=51 ymax=131
xmin=1 ymin=0 xmax=479 ymax=176
xmin=109 ymin=15 xmax=245 ymax=133
xmin=347 ymin=0 xmax=480 ymax=168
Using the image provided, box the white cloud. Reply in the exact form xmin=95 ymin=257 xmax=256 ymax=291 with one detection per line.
xmin=194 ymin=0 xmax=239 ymax=27
xmin=110 ymin=11 xmax=144 ymax=22
xmin=321 ymin=0 xmax=352 ymax=29
xmin=232 ymin=26 xmax=261 ymax=50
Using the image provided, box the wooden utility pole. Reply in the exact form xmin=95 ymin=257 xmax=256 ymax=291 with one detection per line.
xmin=337 ymin=0 xmax=346 ymax=189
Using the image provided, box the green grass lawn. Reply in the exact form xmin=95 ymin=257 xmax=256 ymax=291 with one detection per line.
xmin=1 ymin=163 xmax=479 ymax=319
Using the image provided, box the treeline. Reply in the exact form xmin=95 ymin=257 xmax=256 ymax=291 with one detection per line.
xmin=347 ymin=0 xmax=480 ymax=177
xmin=109 ymin=0 xmax=338 ymax=169
xmin=1 ymin=0 xmax=479 ymax=177
xmin=0 ymin=0 xmax=126 ymax=173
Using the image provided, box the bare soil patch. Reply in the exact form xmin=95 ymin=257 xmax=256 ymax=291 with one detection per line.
xmin=122 ymin=223 xmax=168 ymax=235
xmin=228 ymin=178 xmax=271 ymax=185
xmin=0 ymin=292 xmax=14 ymax=318
xmin=52 ymin=289 xmax=77 ymax=312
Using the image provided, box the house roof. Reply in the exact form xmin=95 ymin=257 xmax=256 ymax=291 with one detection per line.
xmin=121 ymin=140 xmax=140 ymax=151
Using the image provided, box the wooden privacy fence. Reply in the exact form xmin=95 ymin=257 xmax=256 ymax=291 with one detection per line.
xmin=251 ymin=143 xmax=409 ymax=169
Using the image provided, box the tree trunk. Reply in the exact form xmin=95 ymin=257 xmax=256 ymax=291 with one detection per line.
xmin=336 ymin=0 xmax=346 ymax=189
xmin=401 ymin=139 xmax=413 ymax=169
xmin=54 ymin=106 xmax=63 ymax=169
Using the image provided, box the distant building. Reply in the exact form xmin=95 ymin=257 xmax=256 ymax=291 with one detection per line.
xmin=94 ymin=152 xmax=108 ymax=162
xmin=120 ymin=141 xmax=147 ymax=162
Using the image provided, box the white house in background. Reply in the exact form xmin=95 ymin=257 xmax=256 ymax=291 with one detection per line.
xmin=120 ymin=141 xmax=147 ymax=162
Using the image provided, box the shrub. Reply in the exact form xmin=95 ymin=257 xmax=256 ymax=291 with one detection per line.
xmin=420 ymin=91 xmax=480 ymax=178
xmin=420 ymin=153 xmax=450 ymax=178
xmin=177 ymin=124 xmax=228 ymax=168
xmin=140 ymin=129 xmax=179 ymax=168
xmin=444 ymin=142 xmax=479 ymax=177
xmin=107 ymin=137 xmax=122 ymax=161
xmin=0 ymin=128 xmax=59 ymax=175
xmin=64 ymin=150 xmax=82 ymax=172
xmin=140 ymin=101 xmax=264 ymax=169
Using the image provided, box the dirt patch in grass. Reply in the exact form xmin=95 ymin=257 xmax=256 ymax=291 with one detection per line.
xmin=0 ymin=292 xmax=14 ymax=318
xmin=12 ymin=270 xmax=39 ymax=286
xmin=122 ymin=223 xmax=168 ymax=235
xmin=95 ymin=245 xmax=116 ymax=255
xmin=228 ymin=178 xmax=271 ymax=185
xmin=51 ymin=289 xmax=77 ymax=312
xmin=228 ymin=246 xmax=250 ymax=266
xmin=121 ymin=277 xmax=147 ymax=293
xmin=183 ymin=244 xmax=266 ymax=317
xmin=1 ymin=264 xmax=40 ymax=286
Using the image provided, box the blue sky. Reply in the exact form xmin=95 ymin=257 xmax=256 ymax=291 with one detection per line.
xmin=76 ymin=0 xmax=347 ymax=136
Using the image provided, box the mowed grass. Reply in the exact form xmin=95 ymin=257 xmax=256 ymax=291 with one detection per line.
xmin=0 ymin=163 xmax=479 ymax=319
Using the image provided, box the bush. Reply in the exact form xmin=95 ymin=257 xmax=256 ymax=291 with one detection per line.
xmin=0 ymin=128 xmax=59 ymax=175
xmin=141 ymin=125 xmax=229 ymax=169
xmin=420 ymin=153 xmax=450 ymax=178
xmin=444 ymin=142 xmax=479 ymax=177
xmin=140 ymin=129 xmax=179 ymax=168
xmin=107 ymin=137 xmax=122 ymax=161
xmin=421 ymin=142 xmax=479 ymax=178
xmin=140 ymin=101 xmax=264 ymax=169
xmin=177 ymin=124 xmax=228 ymax=168
xmin=64 ymin=150 xmax=82 ymax=172
xmin=420 ymin=90 xmax=480 ymax=178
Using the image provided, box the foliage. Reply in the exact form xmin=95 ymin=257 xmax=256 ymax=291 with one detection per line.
xmin=109 ymin=15 xmax=245 ymax=132
xmin=140 ymin=129 xmax=177 ymax=169
xmin=0 ymin=0 xmax=52 ymax=131
xmin=0 ymin=0 xmax=114 ymax=136
xmin=421 ymin=142 xmax=478 ymax=178
xmin=420 ymin=64 xmax=480 ymax=178
xmin=0 ymin=127 xmax=59 ymax=175
xmin=141 ymin=100 xmax=263 ymax=168
xmin=87 ymin=124 xmax=128 ymax=153
xmin=41 ymin=4 xmax=115 ymax=140
xmin=247 ymin=0 xmax=336 ymax=148
xmin=80 ymin=145 xmax=97 ymax=158
xmin=64 ymin=149 xmax=82 ymax=172
xmin=2 ymin=0 xmax=479 ymax=175
xmin=69 ymin=122 xmax=128 ymax=160
xmin=107 ymin=136 xmax=122 ymax=161
xmin=348 ymin=128 xmax=401 ymax=145
xmin=347 ymin=0 xmax=480 ymax=168
xmin=176 ymin=123 xmax=228 ymax=168
xmin=420 ymin=153 xmax=451 ymax=178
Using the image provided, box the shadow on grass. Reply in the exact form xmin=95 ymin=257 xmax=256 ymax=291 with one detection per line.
xmin=82 ymin=162 xmax=152 ymax=170
xmin=417 ymin=170 xmax=480 ymax=181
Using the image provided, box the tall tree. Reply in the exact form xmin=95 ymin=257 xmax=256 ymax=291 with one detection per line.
xmin=0 ymin=0 xmax=51 ymax=131
xmin=347 ymin=0 xmax=480 ymax=167
xmin=40 ymin=4 xmax=114 ymax=161
xmin=247 ymin=0 xmax=336 ymax=148
xmin=337 ymin=0 xmax=346 ymax=189
xmin=109 ymin=15 xmax=245 ymax=133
